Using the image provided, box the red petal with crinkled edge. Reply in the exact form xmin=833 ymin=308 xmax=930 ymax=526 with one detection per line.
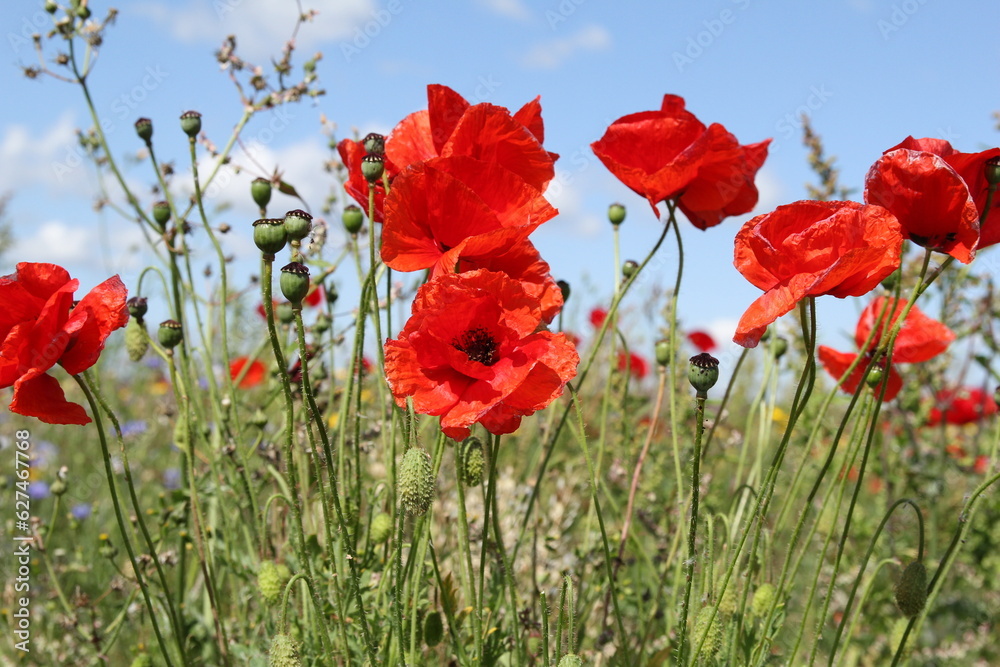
xmin=854 ymin=297 xmax=954 ymax=364
xmin=944 ymin=147 xmax=1000 ymax=249
xmin=470 ymin=239 xmax=563 ymax=323
xmin=385 ymin=109 xmax=436 ymax=171
xmin=9 ymin=368 xmax=90 ymax=425
xmin=428 ymin=84 xmax=471 ymax=154
xmin=442 ymin=104 xmax=556 ymax=192
xmin=0 ymin=263 xmax=73 ymax=340
xmin=678 ymin=135 xmax=771 ymax=230
xmin=887 ymin=136 xmax=955 ymax=157
xmin=733 ymin=201 xmax=903 ymax=348
xmin=513 ymin=96 xmax=545 ymax=144
xmin=230 ymin=356 xmax=266 ymax=388
xmin=817 ymin=346 xmax=902 ymax=402
xmin=865 ymin=149 xmax=979 ymax=263
xmin=60 ymin=275 xmax=129 ymax=375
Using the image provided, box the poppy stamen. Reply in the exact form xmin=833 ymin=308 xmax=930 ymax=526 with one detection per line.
xmin=453 ymin=327 xmax=499 ymax=366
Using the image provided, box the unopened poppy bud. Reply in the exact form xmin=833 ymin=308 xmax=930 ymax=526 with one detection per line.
xmin=157 ymin=319 xmax=183 ymax=349
xmin=557 ymin=279 xmax=570 ymax=303
xmin=342 ymin=204 xmax=364 ymax=235
xmin=251 ymin=177 xmax=272 ymax=208
xmin=558 ymin=655 xmax=583 ymax=667
xmin=283 ymin=209 xmax=312 ymax=241
xmin=369 ymin=512 xmax=392 ymax=544
xmin=399 ymin=447 xmax=435 ymax=515
xmin=256 ymin=561 xmax=285 ymax=605
xmin=771 ymin=336 xmax=788 ymax=359
xmin=608 ymin=202 xmax=626 ymax=226
xmin=689 ymin=352 xmax=719 ymax=397
xmin=50 ymin=478 xmax=68 ymax=497
xmin=279 ymin=262 xmax=310 ymax=306
xmin=76 ymin=4 xmax=91 ymax=19
xmin=276 ymin=302 xmax=295 ymax=324
xmin=179 ymin=110 xmax=202 ymax=138
xmin=985 ymin=156 xmax=1000 ymax=186
xmin=126 ymin=318 xmax=149 ymax=361
xmin=134 ymin=117 xmax=153 ymax=143
xmin=865 ymin=365 xmax=885 ymax=389
xmin=152 ymin=201 xmax=171 ymax=228
xmin=252 ymin=218 xmax=287 ymax=255
xmin=424 ymin=610 xmax=444 ymax=647
xmin=45 ymin=0 xmax=57 ymax=13
xmin=622 ymin=259 xmax=639 ymax=279
xmin=750 ymin=583 xmax=775 ymax=617
xmin=361 ymin=153 xmax=385 ymax=183
xmin=655 ymin=339 xmax=671 ymax=367
xmin=268 ymin=634 xmax=300 ymax=667
xmin=895 ymin=561 xmax=927 ymax=617
xmin=127 ymin=296 xmax=148 ymax=320
xmin=314 ymin=312 xmax=331 ymax=334
xmin=325 ymin=283 xmax=339 ymax=305
xmin=460 ymin=437 xmax=485 ymax=487
xmin=694 ymin=605 xmax=723 ymax=658
xmin=363 ymin=132 xmax=385 ymax=155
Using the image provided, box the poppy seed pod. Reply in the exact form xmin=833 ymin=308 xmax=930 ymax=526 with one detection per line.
xmin=557 ymin=279 xmax=570 ymax=304
xmin=152 ymin=201 xmax=171 ymax=228
xmin=252 ymin=218 xmax=287 ymax=255
xmin=655 ymin=339 xmax=671 ymax=367
xmin=179 ymin=110 xmax=202 ymax=138
xmin=865 ymin=365 xmax=885 ymax=389
xmin=622 ymin=259 xmax=639 ymax=279
xmin=689 ymin=352 xmax=719 ymax=397
xmin=558 ymin=655 xmax=583 ymax=667
xmin=256 ymin=561 xmax=284 ymax=605
xmin=276 ymin=302 xmax=295 ymax=324
xmin=342 ymin=204 xmax=364 ymax=235
xmin=772 ymin=336 xmax=788 ymax=360
xmin=895 ymin=561 xmax=927 ymax=617
xmin=127 ymin=296 xmax=148 ymax=320
xmin=279 ymin=262 xmax=310 ymax=306
xmin=398 ymin=447 xmax=435 ymax=515
xmin=423 ymin=610 xmax=444 ymax=647
xmin=157 ymin=319 xmax=183 ymax=349
xmin=363 ymin=132 xmax=385 ymax=155
xmin=283 ymin=209 xmax=312 ymax=241
xmin=268 ymin=634 xmax=300 ymax=667
xmin=459 ymin=436 xmax=484 ymax=487
xmin=251 ymin=177 xmax=272 ymax=209
xmin=134 ymin=117 xmax=153 ymax=143
xmin=608 ymin=202 xmax=626 ymax=226
xmin=369 ymin=512 xmax=392 ymax=544
xmin=986 ymin=156 xmax=1000 ymax=186
xmin=361 ymin=153 xmax=385 ymax=183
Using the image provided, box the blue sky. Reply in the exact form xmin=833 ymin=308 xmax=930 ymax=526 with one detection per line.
xmin=4 ymin=0 xmax=1000 ymax=366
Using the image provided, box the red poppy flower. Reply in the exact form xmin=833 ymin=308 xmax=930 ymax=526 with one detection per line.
xmin=733 ymin=200 xmax=904 ymax=348
xmin=303 ymin=284 xmax=324 ymax=308
xmin=687 ymin=330 xmax=717 ymax=353
xmin=468 ymin=238 xmax=563 ymax=324
xmin=617 ymin=351 xmax=649 ymax=380
xmin=973 ymin=455 xmax=990 ymax=475
xmin=386 ymin=84 xmax=557 ymax=191
xmin=589 ymin=307 xmax=608 ymax=328
xmin=937 ymin=146 xmax=1000 ymax=248
xmin=817 ymin=298 xmax=953 ymax=402
xmin=864 ymin=143 xmax=980 ymax=263
xmin=336 ymin=138 xmax=400 ymax=223
xmin=381 ymin=156 xmax=557 ymax=276
xmin=383 ymin=269 xmax=579 ymax=440
xmin=591 ymin=94 xmax=771 ymax=227
xmin=0 ymin=263 xmax=128 ymax=425
xmin=229 ymin=356 xmax=266 ymax=388
xmin=928 ymin=387 xmax=998 ymax=425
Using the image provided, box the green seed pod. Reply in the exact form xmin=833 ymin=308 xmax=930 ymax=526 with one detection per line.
xmin=622 ymin=259 xmax=639 ymax=279
xmin=179 ymin=110 xmax=202 ymax=138
xmin=608 ymin=202 xmax=626 ymax=226
xmin=985 ymin=156 xmax=1000 ymax=186
xmin=268 ymin=633 xmax=301 ymax=667
xmin=369 ymin=512 xmax=393 ymax=544
xmin=689 ymin=352 xmax=720 ymax=398
xmin=325 ymin=282 xmax=339 ymax=305
xmin=363 ymin=132 xmax=385 ymax=156
xmin=276 ymin=302 xmax=295 ymax=325
xmin=127 ymin=296 xmax=148 ymax=320
xmin=152 ymin=201 xmax=171 ymax=229
xmin=50 ymin=478 xmax=68 ymax=497
xmin=157 ymin=319 xmax=183 ymax=349
xmin=398 ymin=447 xmax=435 ymax=515
xmin=423 ymin=610 xmax=444 ymax=647
xmin=253 ymin=218 xmax=287 ymax=255
xmin=257 ymin=561 xmax=286 ymax=605
xmin=881 ymin=267 xmax=901 ymax=292
xmin=283 ymin=209 xmax=313 ymax=241
xmin=459 ymin=437 xmax=484 ymax=487
xmin=895 ymin=561 xmax=927 ymax=617
xmin=314 ymin=312 xmax=331 ymax=334
xmin=751 ymin=583 xmax=775 ymax=617
xmin=771 ymin=336 xmax=788 ymax=360
xmin=279 ymin=262 xmax=310 ymax=306
xmin=342 ymin=204 xmax=364 ymax=235
xmin=865 ymin=365 xmax=885 ymax=390
xmin=251 ymin=177 xmax=273 ymax=209
xmin=557 ymin=279 xmax=570 ymax=304
xmin=361 ymin=153 xmax=385 ymax=183
xmin=655 ymin=339 xmax=671 ymax=367
xmin=134 ymin=117 xmax=153 ymax=143
xmin=45 ymin=0 xmax=57 ymax=13
xmin=126 ymin=318 xmax=149 ymax=362
xmin=717 ymin=583 xmax=738 ymax=616
xmin=558 ymin=655 xmax=583 ymax=667
xmin=694 ymin=605 xmax=723 ymax=658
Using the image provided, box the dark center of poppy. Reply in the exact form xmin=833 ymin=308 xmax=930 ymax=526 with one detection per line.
xmin=453 ymin=327 xmax=499 ymax=366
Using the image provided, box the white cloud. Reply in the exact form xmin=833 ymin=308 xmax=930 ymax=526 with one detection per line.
xmin=521 ymin=24 xmax=611 ymax=69
xmin=134 ymin=0 xmax=377 ymax=61
xmin=10 ymin=219 xmax=148 ymax=273
xmin=478 ymin=0 xmax=531 ymax=21
xmin=0 ymin=112 xmax=83 ymax=194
